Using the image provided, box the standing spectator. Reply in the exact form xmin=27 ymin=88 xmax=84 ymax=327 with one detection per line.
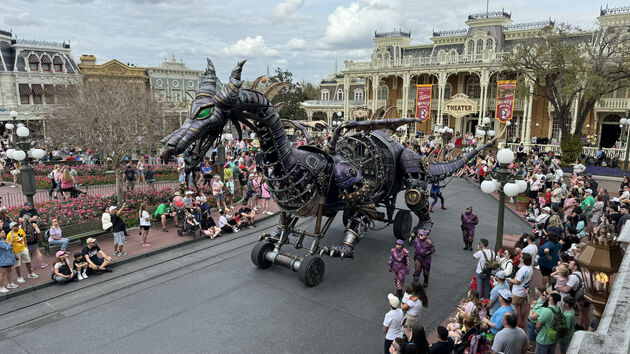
xmin=10 ymin=161 xmax=20 ymax=188
xmin=225 ymin=176 xmax=236 ymax=211
xmin=521 ymin=233 xmax=538 ymax=261
xmin=557 ymin=296 xmax=576 ymax=354
xmin=510 ymin=253 xmax=533 ymax=329
xmin=19 ymin=201 xmax=39 ymax=222
xmin=139 ymin=202 xmax=151 ymax=247
xmin=246 ymin=173 xmax=256 ymax=210
xmin=212 ymin=175 xmax=229 ymax=212
xmin=109 ymin=204 xmax=128 ymax=257
xmin=0 ymin=231 xmax=16 ymax=293
xmin=136 ymin=156 xmax=146 ymax=185
xmin=177 ymin=154 xmax=186 ymax=183
xmin=491 ymin=313 xmax=528 ymax=354
xmin=123 ymin=165 xmax=137 ymax=192
xmin=535 ymin=293 xmax=562 ymax=354
xmin=252 ymin=173 xmax=262 ymax=210
xmin=401 ymin=282 xmax=428 ymax=327
xmin=22 ymin=214 xmax=46 ymax=269
xmin=101 ymin=206 xmax=112 ymax=232
xmin=51 ymin=251 xmax=74 ymax=283
xmin=82 ymin=238 xmax=112 ymax=272
xmin=383 ymin=293 xmax=404 ymax=354
xmin=48 ymin=218 xmax=70 ymax=251
xmin=260 ymin=176 xmax=272 ymax=215
xmin=0 ymin=210 xmax=11 ymax=235
xmin=487 ymin=270 xmax=510 ymax=316
xmin=460 ymin=205 xmax=478 ymax=251
xmin=6 ymin=222 xmax=38 ymax=283
xmin=473 ymin=238 xmax=493 ymax=299
xmin=59 ymin=167 xmax=75 ymax=199
xmin=388 ymin=239 xmax=410 ymax=299
xmin=201 ymin=157 xmax=213 ymax=186
xmin=144 ymin=165 xmax=155 ymax=189
xmin=429 ymin=326 xmax=454 ymax=354
xmin=402 ymin=323 xmax=430 ymax=354
xmin=48 ymin=165 xmax=61 ymax=200
xmin=538 ymin=234 xmax=560 ymax=287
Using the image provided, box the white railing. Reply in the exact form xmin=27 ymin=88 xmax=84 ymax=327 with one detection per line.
xmin=486 ymin=98 xmax=526 ymax=111
xmin=595 ymin=98 xmax=630 ymax=111
xmin=506 ymin=143 xmax=628 ymax=160
xmin=367 ymin=99 xmax=388 ymax=109
xmin=344 ymin=52 xmax=507 ymax=71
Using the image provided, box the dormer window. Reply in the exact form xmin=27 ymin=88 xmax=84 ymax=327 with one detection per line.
xmin=337 ymin=88 xmax=344 ymax=101
xmin=41 ymin=56 xmax=51 ymax=72
xmin=53 ymin=56 xmax=64 ymax=72
xmin=28 ymin=54 xmax=39 ymax=71
xmin=321 ymin=89 xmax=330 ymax=101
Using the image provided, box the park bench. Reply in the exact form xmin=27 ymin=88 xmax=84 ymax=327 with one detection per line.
xmin=41 ymin=219 xmax=108 ymax=256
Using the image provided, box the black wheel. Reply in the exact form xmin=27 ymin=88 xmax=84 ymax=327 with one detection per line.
xmin=298 ymin=255 xmax=325 ymax=287
xmin=393 ymin=210 xmax=412 ymax=240
xmin=251 ymin=242 xmax=275 ymax=269
xmin=177 ymin=230 xmax=182 ymax=236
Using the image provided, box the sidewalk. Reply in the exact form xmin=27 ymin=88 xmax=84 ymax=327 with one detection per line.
xmin=0 ymin=181 xmax=180 ymax=208
xmin=0 ymin=200 xmax=280 ymax=299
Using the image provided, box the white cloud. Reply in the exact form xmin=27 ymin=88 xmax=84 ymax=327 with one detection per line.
xmin=270 ymin=0 xmax=304 ymax=19
xmin=286 ymin=37 xmax=306 ymax=50
xmin=220 ymin=36 xmax=280 ymax=57
xmin=4 ymin=12 xmax=41 ymax=26
xmin=274 ymin=58 xmax=289 ymax=67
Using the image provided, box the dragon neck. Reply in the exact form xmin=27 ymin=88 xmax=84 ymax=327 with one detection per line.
xmin=237 ymin=89 xmax=295 ymax=173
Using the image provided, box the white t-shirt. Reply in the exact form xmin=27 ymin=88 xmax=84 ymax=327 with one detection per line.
xmin=561 ymin=272 xmax=582 ymax=299
xmin=218 ymin=215 xmax=228 ymax=228
xmin=402 ymin=292 xmax=412 ymax=305
xmin=474 ymin=249 xmax=494 ymax=274
xmin=383 ymin=308 xmax=404 ymax=341
xmin=512 ymin=265 xmax=532 ymax=298
xmin=140 ymin=210 xmax=151 ymax=226
xmin=406 ymin=298 xmax=424 ymax=317
xmin=521 ymin=244 xmax=538 ymax=264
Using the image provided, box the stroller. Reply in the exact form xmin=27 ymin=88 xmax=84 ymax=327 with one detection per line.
xmin=69 ymin=185 xmax=87 ymax=198
xmin=453 ymin=324 xmax=489 ymax=354
xmin=175 ymin=207 xmax=201 ymax=237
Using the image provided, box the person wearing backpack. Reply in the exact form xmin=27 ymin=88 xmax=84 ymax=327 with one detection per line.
xmin=535 ymin=292 xmax=564 ymax=354
xmin=564 ymin=260 xmax=590 ymax=330
xmin=473 ymin=238 xmax=495 ymax=300
xmin=557 ymin=296 xmax=576 ymax=354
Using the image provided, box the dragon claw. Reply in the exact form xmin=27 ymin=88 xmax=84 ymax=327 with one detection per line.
xmin=321 ymin=244 xmax=354 ymax=259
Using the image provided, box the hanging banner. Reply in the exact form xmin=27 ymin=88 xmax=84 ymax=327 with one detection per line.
xmin=495 ymin=80 xmax=516 ymax=123
xmin=415 ymin=84 xmax=432 ymax=122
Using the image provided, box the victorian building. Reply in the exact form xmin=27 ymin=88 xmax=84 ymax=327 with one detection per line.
xmin=78 ymin=55 xmax=148 ymax=85
xmin=302 ymin=6 xmax=630 ymax=149
xmin=0 ymin=29 xmax=81 ymax=133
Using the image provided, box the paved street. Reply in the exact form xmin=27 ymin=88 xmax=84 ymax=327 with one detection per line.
xmin=0 ymin=179 xmax=530 ymax=353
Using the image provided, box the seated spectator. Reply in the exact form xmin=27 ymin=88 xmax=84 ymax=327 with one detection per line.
xmin=154 ymin=198 xmax=178 ymax=232
xmin=218 ymin=209 xmax=237 ymax=233
xmin=52 ymin=251 xmax=74 ymax=283
xmin=47 ymin=218 xmax=69 ymax=252
xmin=200 ymin=208 xmax=221 ymax=239
xmin=18 ymin=202 xmax=39 ymax=223
xmin=491 ymin=312 xmax=528 ymax=354
xmin=458 ymin=289 xmax=482 ymax=320
xmin=184 ymin=204 xmax=201 ymax=230
xmin=0 ymin=231 xmax=16 ymax=293
xmin=82 ymin=238 xmax=112 ymax=273
xmin=72 ymin=252 xmax=88 ymax=280
xmin=482 ymin=289 xmax=515 ymax=337
xmin=401 ymin=322 xmax=430 ymax=354
xmin=237 ymin=203 xmax=256 ymax=227
xmin=430 ymin=326 xmax=454 ymax=354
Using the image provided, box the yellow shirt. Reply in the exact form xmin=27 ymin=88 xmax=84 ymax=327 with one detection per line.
xmin=7 ymin=229 xmax=26 ymax=254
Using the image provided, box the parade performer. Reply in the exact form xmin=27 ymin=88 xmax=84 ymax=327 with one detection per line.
xmin=460 ymin=205 xmax=478 ymax=251
xmin=388 ymin=239 xmax=410 ymax=298
xmin=412 ymin=229 xmax=435 ymax=288
xmin=429 ymin=182 xmax=446 ymax=212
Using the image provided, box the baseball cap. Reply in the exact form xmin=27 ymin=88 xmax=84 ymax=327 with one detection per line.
xmin=109 ymin=206 xmax=117 ymax=212
xmin=23 ymin=202 xmax=31 ymax=206
xmin=585 ymin=189 xmax=593 ymax=194
xmin=499 ymin=289 xmax=512 ymax=300
xmin=9 ymin=222 xmax=17 ymax=228
xmin=396 ymin=239 xmax=404 ymax=245
xmin=495 ymin=270 xmax=507 ymax=279
xmin=387 ymin=293 xmax=400 ymax=308
xmin=543 ymin=206 xmax=551 ymax=212
xmin=612 ymin=197 xmax=621 ymax=203
xmin=55 ymin=251 xmax=67 ymax=258
xmin=86 ymin=237 xmax=97 ymax=244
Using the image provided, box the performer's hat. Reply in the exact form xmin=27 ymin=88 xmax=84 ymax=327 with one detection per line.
xmin=395 ymin=239 xmax=404 ymax=245
xmin=387 ymin=293 xmax=400 ymax=308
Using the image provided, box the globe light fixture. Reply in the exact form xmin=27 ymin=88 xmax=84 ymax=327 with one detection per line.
xmin=496 ymin=148 xmax=515 ymax=164
xmin=506 ymin=121 xmax=512 ymax=126
xmin=16 ymin=126 xmax=30 ymax=137
xmin=5 ymin=149 xmax=15 ymax=159
xmin=503 ymin=182 xmax=520 ymax=197
xmin=488 ymin=130 xmax=496 ymax=137
xmin=482 ymin=117 xmax=491 ymax=125
xmin=621 ymin=118 xmax=628 ymax=125
xmin=477 ymin=130 xmax=486 ymax=136
xmin=516 ymin=179 xmax=528 ymax=193
xmin=5 ymin=123 xmax=14 ymax=130
xmin=480 ymin=178 xmax=497 ymax=194
xmin=12 ymin=150 xmax=26 ymax=161
xmin=9 ymin=110 xmax=18 ymax=119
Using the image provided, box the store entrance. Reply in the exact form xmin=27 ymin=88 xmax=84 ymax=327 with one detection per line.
xmin=600 ymin=124 xmax=621 ymax=148
xmin=465 ymin=119 xmax=478 ymax=134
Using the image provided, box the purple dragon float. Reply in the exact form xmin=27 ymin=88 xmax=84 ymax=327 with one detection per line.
xmin=161 ymin=59 xmax=490 ymax=287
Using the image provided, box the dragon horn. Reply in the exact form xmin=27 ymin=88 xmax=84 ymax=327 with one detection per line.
xmin=428 ymin=144 xmax=488 ymax=179
xmin=214 ymin=60 xmax=246 ymax=107
xmin=197 ymin=58 xmax=217 ymax=96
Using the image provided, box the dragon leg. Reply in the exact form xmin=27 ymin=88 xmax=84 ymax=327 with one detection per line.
xmin=320 ymin=211 xmax=371 ymax=259
xmin=403 ymin=177 xmax=433 ymax=236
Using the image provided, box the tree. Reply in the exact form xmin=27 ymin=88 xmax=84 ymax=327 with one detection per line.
xmin=48 ymin=79 xmax=172 ymax=202
xmin=504 ymin=24 xmax=630 ymax=165
xmin=267 ymin=67 xmax=315 ymax=120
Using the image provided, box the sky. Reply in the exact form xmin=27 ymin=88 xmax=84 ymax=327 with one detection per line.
xmin=0 ymin=0 xmax=628 ymax=83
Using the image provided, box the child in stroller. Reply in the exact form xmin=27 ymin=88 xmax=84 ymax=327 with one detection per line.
xmin=175 ymin=204 xmax=201 ymax=237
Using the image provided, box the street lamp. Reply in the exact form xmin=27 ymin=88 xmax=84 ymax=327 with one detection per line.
xmin=480 ymin=148 xmax=527 ymax=252
xmin=476 ymin=117 xmax=495 ymax=144
xmin=5 ymin=112 xmax=46 ymax=206
xmin=619 ymin=117 xmax=630 ymax=174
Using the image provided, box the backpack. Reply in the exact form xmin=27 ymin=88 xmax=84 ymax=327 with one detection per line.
xmin=570 ymin=273 xmax=585 ymax=303
xmin=546 ymin=307 xmax=568 ymax=341
xmin=481 ymin=250 xmax=499 ymax=276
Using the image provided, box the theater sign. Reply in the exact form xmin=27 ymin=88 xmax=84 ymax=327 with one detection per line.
xmin=443 ymin=93 xmax=478 ymax=118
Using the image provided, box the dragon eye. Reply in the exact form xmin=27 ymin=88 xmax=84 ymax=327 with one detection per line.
xmin=197 ymin=107 xmax=213 ymax=119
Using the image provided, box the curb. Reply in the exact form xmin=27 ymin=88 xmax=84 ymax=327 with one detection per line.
xmin=0 ymin=210 xmax=279 ymax=301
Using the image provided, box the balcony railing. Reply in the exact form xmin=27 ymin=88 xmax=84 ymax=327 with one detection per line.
xmin=595 ymin=97 xmax=630 ymax=111
xmin=367 ymin=99 xmax=389 ymax=109
xmin=505 ymin=143 xmax=629 ymax=160
xmin=345 ymin=52 xmax=507 ymax=71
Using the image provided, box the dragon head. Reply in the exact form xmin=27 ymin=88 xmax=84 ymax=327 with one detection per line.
xmin=161 ymin=58 xmax=246 ymax=165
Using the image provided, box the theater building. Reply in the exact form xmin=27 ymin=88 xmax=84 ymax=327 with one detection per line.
xmin=302 ymin=7 xmax=630 ymax=151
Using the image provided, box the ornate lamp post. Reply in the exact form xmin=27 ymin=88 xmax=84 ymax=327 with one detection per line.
xmin=574 ymin=228 xmax=623 ymax=324
xmin=5 ymin=111 xmax=46 ymax=206
xmin=480 ymin=148 xmax=527 ymax=252
xmin=476 ymin=117 xmax=495 ymax=144
xmin=619 ymin=117 xmax=630 ymax=174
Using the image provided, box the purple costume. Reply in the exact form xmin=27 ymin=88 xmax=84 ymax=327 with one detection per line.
xmin=460 ymin=206 xmax=478 ymax=245
xmin=388 ymin=246 xmax=409 ymax=291
xmin=413 ymin=237 xmax=435 ymax=281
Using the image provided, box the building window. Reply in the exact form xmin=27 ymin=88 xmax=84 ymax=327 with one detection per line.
xmin=32 ymin=84 xmax=43 ymax=104
xmin=28 ymin=55 xmax=39 ymax=71
xmin=337 ymin=88 xmax=344 ymax=101
xmin=41 ymin=56 xmax=52 ymax=72
xmin=43 ymin=84 xmax=55 ymax=104
xmin=354 ymin=89 xmax=364 ymax=101
xmin=377 ymin=86 xmax=389 ymax=100
xmin=551 ymin=115 xmax=561 ymax=140
xmin=466 ymin=76 xmax=481 ymax=99
xmin=53 ymin=56 xmax=64 ymax=72
xmin=19 ymin=84 xmax=31 ymax=104
xmin=467 ymin=40 xmax=474 ymax=56
xmin=477 ymin=39 xmax=484 ymax=52
xmin=321 ymin=90 xmax=330 ymax=101
xmin=449 ymin=50 xmax=458 ymax=63
xmin=444 ymin=83 xmax=452 ymax=100
xmin=486 ymin=38 xmax=494 ymax=52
